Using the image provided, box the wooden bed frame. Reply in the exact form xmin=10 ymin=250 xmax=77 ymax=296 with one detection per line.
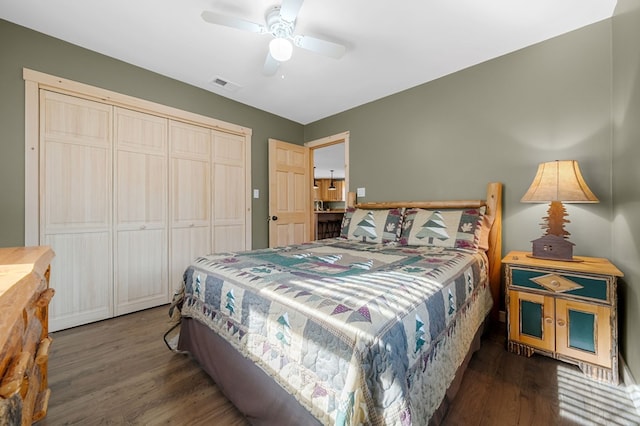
xmin=177 ymin=182 xmax=504 ymax=424
xmin=348 ymin=182 xmax=503 ymax=321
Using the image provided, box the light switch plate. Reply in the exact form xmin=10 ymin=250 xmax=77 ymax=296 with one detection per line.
xmin=253 ymin=189 xmax=259 ymax=198
xmin=357 ymin=187 xmax=366 ymax=197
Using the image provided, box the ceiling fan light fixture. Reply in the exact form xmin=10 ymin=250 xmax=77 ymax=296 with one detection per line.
xmin=269 ymin=37 xmax=293 ymax=62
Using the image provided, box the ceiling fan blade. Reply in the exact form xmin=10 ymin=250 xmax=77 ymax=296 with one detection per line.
xmin=294 ymin=35 xmax=346 ymax=59
xmin=263 ymin=53 xmax=280 ymax=76
xmin=279 ymin=0 xmax=304 ymax=22
xmin=201 ymin=11 xmax=265 ymax=33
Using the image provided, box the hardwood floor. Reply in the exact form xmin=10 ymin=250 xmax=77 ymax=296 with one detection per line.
xmin=39 ymin=306 xmax=640 ymax=425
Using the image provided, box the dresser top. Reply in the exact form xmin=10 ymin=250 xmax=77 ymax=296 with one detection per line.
xmin=0 ymin=246 xmax=54 ymax=297
xmin=502 ymin=250 xmax=623 ymax=277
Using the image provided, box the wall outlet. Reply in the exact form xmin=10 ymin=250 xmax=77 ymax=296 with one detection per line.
xmin=253 ymin=189 xmax=259 ymax=199
xmin=357 ymin=187 xmax=366 ymax=197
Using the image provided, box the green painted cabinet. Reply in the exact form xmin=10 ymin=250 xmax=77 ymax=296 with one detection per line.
xmin=503 ymin=251 xmax=623 ymax=384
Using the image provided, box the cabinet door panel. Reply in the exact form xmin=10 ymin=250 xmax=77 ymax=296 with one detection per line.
xmin=509 ymin=290 xmax=554 ymax=351
xmin=556 ymin=299 xmax=611 ymax=367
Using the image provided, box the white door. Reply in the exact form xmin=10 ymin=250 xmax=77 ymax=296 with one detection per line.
xmin=113 ymin=107 xmax=169 ymax=315
xmin=41 ymin=90 xmax=114 ymax=331
xmin=169 ymin=120 xmax=212 ymax=293
xmin=268 ymin=139 xmax=310 ymax=248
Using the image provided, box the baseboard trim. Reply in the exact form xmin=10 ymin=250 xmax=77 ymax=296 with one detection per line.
xmin=620 ymin=355 xmax=640 ymax=414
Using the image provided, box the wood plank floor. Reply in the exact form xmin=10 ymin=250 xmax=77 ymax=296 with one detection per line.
xmin=38 ymin=306 xmax=640 ymax=425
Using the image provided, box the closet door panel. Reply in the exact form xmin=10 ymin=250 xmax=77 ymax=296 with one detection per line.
xmin=46 ymin=232 xmax=113 ymax=330
xmin=170 ymin=123 xmax=210 ymax=158
xmin=115 ymin=228 xmax=167 ymax=315
xmin=170 ymin=227 xmax=210 ymax=293
xmin=44 ymin=142 xmax=110 ymax=230
xmin=171 ymin=158 xmax=210 ymax=226
xmin=169 ymin=121 xmax=212 ymax=295
xmin=212 ymin=130 xmax=247 ymax=253
xmin=115 ymin=109 xmax=166 ymax=154
xmin=43 ymin=91 xmax=111 ymax=147
xmin=114 ymin=108 xmax=169 ymax=315
xmin=115 ymin=150 xmax=166 ymax=227
xmin=41 ymin=91 xmax=113 ymax=332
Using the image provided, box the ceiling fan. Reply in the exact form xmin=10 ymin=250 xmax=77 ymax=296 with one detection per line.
xmin=201 ymin=0 xmax=347 ymax=76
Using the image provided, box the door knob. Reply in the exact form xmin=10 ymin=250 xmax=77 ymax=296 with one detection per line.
xmin=271 ymin=216 xmax=278 ymax=221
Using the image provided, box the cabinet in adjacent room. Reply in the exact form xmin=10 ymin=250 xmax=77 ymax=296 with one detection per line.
xmin=314 ymin=179 xmax=345 ymax=202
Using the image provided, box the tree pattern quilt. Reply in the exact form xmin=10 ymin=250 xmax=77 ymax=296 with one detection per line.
xmin=179 ymin=239 xmax=492 ymax=425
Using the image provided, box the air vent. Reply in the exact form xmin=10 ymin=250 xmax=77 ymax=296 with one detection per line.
xmin=211 ymin=76 xmax=241 ymax=92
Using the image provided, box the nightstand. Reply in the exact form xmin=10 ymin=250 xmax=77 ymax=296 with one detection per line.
xmin=502 ymin=250 xmax=623 ymax=384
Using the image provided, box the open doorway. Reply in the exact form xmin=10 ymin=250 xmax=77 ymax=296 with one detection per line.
xmin=305 ymin=131 xmax=350 ymax=240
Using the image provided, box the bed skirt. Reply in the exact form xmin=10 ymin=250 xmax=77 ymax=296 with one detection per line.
xmin=177 ymin=316 xmax=488 ymax=425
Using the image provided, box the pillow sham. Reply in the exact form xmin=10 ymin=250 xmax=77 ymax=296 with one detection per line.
xmin=399 ymin=206 xmax=486 ymax=251
xmin=340 ymin=207 xmax=404 ymax=244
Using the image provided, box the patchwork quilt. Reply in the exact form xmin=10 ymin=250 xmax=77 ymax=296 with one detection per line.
xmin=179 ymin=239 xmax=492 ymax=425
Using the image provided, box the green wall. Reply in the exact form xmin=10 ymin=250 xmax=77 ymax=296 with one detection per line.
xmin=612 ymin=0 xmax=640 ymax=382
xmin=0 ymin=19 xmax=304 ymax=250
xmin=305 ymin=20 xmax=614 ymax=261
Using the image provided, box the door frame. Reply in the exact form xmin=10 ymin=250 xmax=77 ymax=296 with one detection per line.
xmin=304 ymin=131 xmax=350 ymax=241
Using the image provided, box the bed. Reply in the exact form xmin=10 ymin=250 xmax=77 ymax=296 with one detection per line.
xmin=173 ymin=182 xmax=503 ymax=425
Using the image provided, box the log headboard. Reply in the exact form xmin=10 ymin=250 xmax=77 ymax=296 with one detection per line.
xmin=346 ymin=182 xmax=503 ymax=320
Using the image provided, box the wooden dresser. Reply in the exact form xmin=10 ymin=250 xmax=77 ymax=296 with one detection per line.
xmin=0 ymin=246 xmax=55 ymax=425
xmin=503 ymin=251 xmax=623 ymax=384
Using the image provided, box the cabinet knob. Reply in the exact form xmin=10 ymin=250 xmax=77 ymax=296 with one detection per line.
xmin=550 ymin=280 xmax=560 ymax=287
xmin=557 ymin=319 xmax=566 ymax=327
xmin=544 ymin=317 xmax=553 ymax=324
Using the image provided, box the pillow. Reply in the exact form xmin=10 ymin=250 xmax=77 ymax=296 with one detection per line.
xmin=399 ymin=206 xmax=486 ymax=251
xmin=340 ymin=208 xmax=404 ymax=244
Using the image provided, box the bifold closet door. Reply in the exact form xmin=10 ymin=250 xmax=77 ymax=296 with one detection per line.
xmin=212 ymin=130 xmax=248 ymax=253
xmin=114 ymin=107 xmax=169 ymax=315
xmin=169 ymin=120 xmax=211 ymax=294
xmin=41 ymin=90 xmax=114 ymax=331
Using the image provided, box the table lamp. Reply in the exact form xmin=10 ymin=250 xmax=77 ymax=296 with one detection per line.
xmin=521 ymin=160 xmax=599 ymax=261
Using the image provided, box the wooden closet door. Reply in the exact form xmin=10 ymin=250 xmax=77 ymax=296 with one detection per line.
xmin=114 ymin=107 xmax=169 ymax=315
xmin=212 ymin=130 xmax=247 ymax=253
xmin=169 ymin=121 xmax=211 ymax=293
xmin=41 ymin=90 xmax=114 ymax=331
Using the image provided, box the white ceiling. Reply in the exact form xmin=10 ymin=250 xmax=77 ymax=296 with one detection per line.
xmin=1 ymin=0 xmax=616 ymax=125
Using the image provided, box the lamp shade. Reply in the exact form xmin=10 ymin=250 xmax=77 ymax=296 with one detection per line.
xmin=269 ymin=37 xmax=293 ymax=62
xmin=521 ymin=160 xmax=599 ymax=203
